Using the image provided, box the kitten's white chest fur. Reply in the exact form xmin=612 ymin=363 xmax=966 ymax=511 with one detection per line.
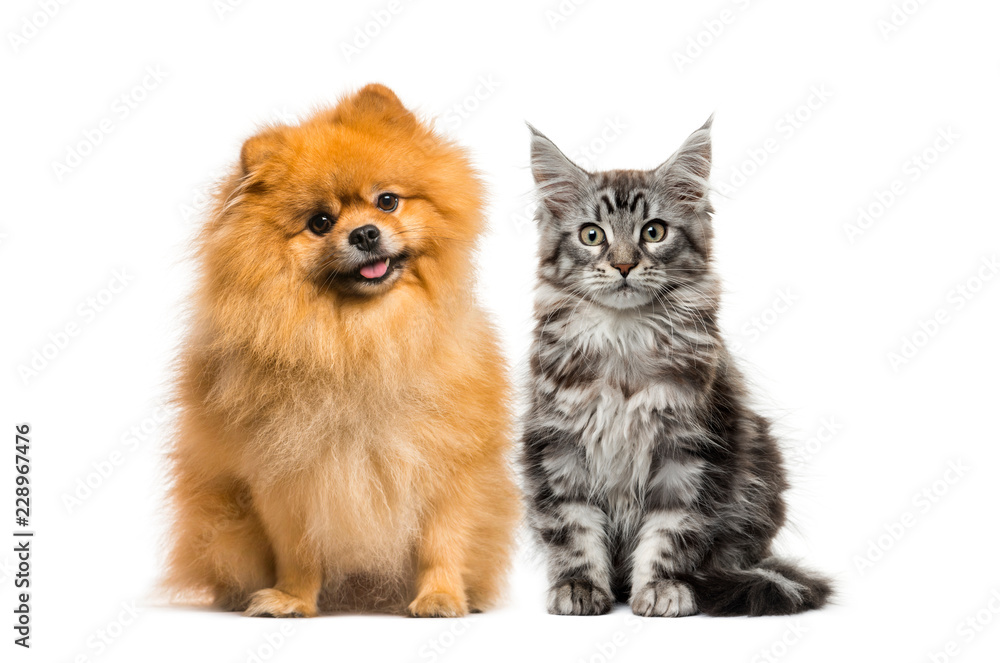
xmin=549 ymin=304 xmax=702 ymax=502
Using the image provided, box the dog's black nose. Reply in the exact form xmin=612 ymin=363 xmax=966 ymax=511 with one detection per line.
xmin=349 ymin=224 xmax=381 ymax=252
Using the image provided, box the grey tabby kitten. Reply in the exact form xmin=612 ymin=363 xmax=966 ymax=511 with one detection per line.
xmin=522 ymin=118 xmax=831 ymax=617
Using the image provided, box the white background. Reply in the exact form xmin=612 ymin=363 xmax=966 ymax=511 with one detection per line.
xmin=3 ymin=0 xmax=999 ymax=661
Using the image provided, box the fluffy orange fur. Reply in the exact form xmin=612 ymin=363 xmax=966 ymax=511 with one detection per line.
xmin=164 ymin=84 xmax=519 ymax=618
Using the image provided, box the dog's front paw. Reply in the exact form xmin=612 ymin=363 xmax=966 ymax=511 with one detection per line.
xmin=409 ymin=591 xmax=468 ymax=618
xmin=547 ymin=580 xmax=613 ymax=616
xmin=244 ymin=588 xmax=317 ymax=618
xmin=631 ymin=579 xmax=697 ymax=617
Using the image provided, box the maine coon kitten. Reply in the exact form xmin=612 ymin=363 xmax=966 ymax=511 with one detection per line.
xmin=522 ymin=118 xmax=832 ymax=617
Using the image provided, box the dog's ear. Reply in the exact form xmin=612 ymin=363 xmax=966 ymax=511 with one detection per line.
xmin=239 ymin=127 xmax=287 ymax=176
xmin=330 ymin=83 xmax=417 ymax=128
xmin=349 ymin=83 xmax=406 ymax=114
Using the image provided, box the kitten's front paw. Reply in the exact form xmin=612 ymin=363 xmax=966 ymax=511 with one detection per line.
xmin=409 ymin=591 xmax=468 ymax=618
xmin=244 ymin=588 xmax=317 ymax=618
xmin=547 ymin=580 xmax=613 ymax=616
xmin=631 ymin=580 xmax=697 ymax=617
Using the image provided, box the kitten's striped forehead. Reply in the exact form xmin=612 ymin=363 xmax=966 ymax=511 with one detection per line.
xmin=592 ymin=170 xmax=656 ymax=229
xmin=594 ymin=171 xmax=652 ymax=212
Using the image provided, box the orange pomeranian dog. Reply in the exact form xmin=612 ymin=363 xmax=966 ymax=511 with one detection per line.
xmin=164 ymin=84 xmax=519 ymax=618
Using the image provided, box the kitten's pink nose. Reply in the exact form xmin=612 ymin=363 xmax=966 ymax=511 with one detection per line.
xmin=613 ymin=263 xmax=636 ymax=277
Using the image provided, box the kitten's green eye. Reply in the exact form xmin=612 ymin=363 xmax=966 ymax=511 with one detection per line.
xmin=642 ymin=221 xmax=667 ymax=243
xmin=579 ymin=225 xmax=606 ymax=246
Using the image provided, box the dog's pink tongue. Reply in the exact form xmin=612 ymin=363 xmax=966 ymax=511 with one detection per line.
xmin=360 ymin=259 xmax=389 ymax=279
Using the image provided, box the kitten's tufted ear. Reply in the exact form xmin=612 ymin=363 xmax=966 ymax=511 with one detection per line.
xmin=655 ymin=115 xmax=713 ymax=211
xmin=528 ymin=123 xmax=589 ymax=219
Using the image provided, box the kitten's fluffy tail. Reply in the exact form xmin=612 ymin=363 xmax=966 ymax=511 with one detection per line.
xmin=688 ymin=558 xmax=833 ymax=616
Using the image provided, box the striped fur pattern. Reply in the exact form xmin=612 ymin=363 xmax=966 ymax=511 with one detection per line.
xmin=522 ymin=119 xmax=831 ymax=617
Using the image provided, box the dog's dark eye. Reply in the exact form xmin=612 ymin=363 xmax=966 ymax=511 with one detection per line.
xmin=376 ymin=193 xmax=398 ymax=212
xmin=642 ymin=220 xmax=667 ymax=243
xmin=307 ymin=213 xmax=335 ymax=235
